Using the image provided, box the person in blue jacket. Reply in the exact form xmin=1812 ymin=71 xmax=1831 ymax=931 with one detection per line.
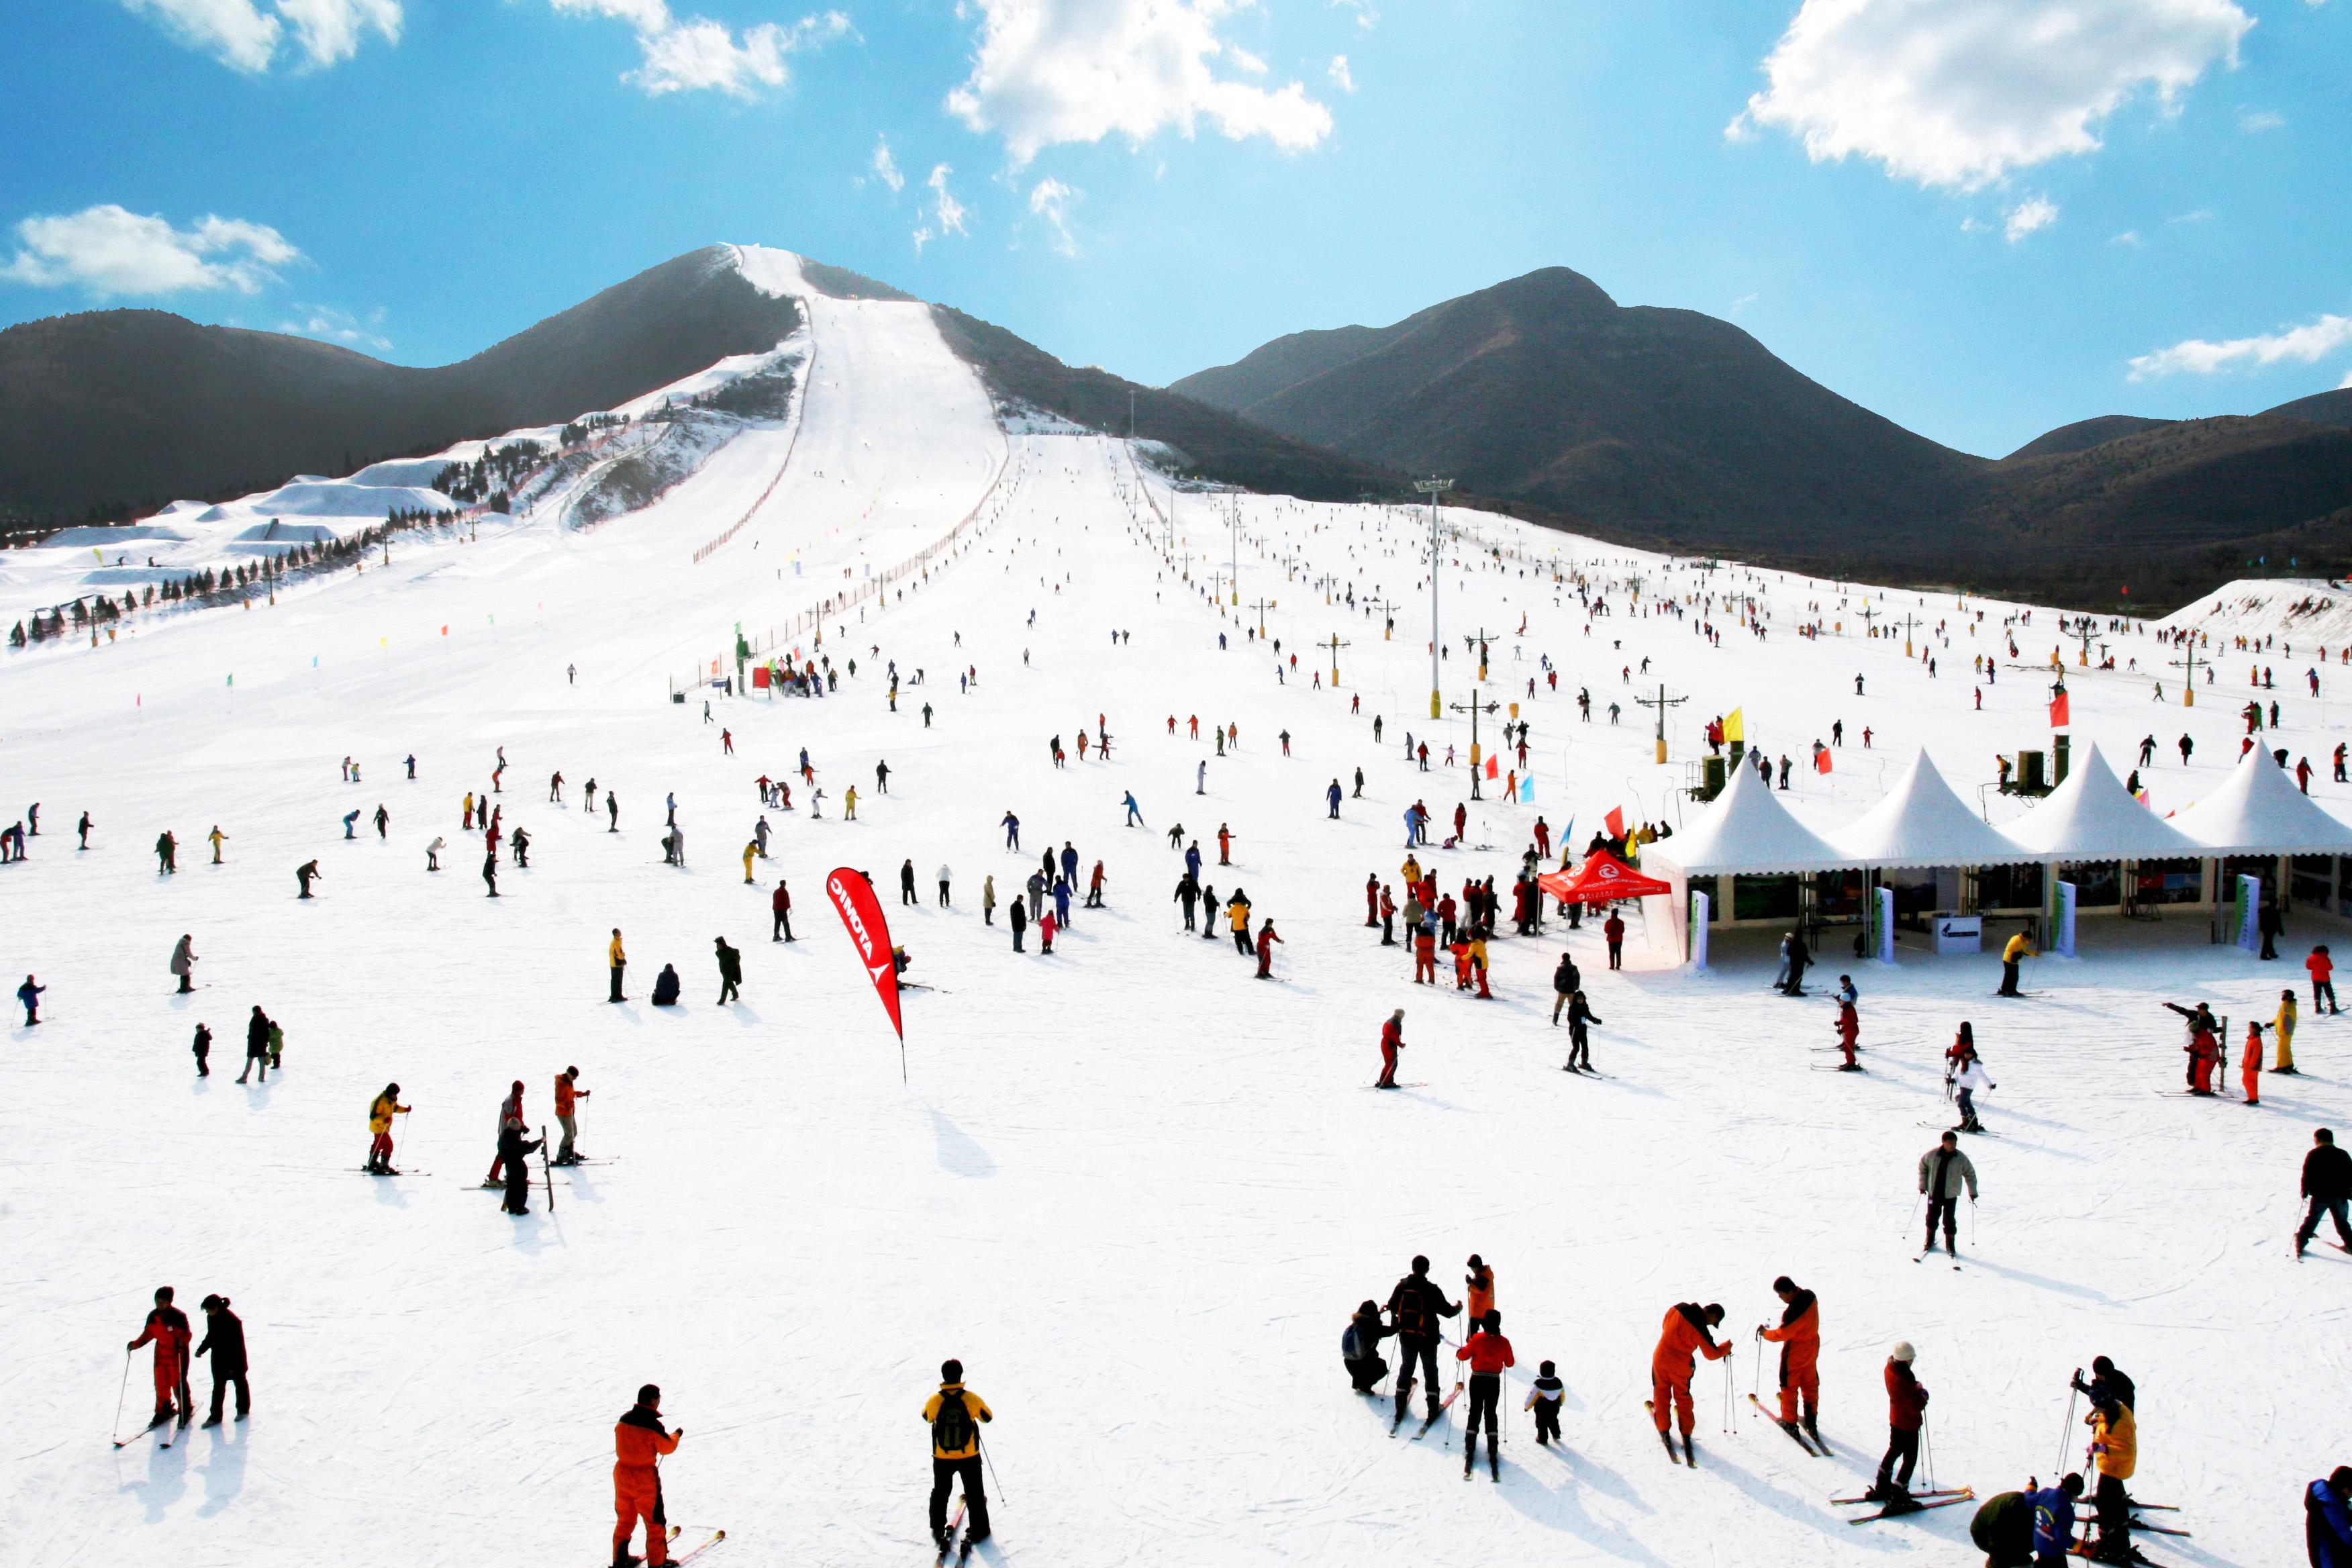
xmin=2310 ymin=1467 xmax=2352 ymax=1568
xmin=2031 ymin=1473 xmax=2084 ymax=1565
xmin=1327 ymin=779 xmax=1343 ymax=819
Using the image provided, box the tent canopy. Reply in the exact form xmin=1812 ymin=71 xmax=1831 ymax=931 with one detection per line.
xmin=1647 ymin=760 xmax=1851 ymax=878
xmin=1830 ymin=750 xmax=2037 ymax=869
xmin=1996 ymin=741 xmax=2202 ymax=863
xmin=1539 ymin=850 xmax=1673 ymax=905
xmin=2168 ymin=746 xmax=2352 ymax=856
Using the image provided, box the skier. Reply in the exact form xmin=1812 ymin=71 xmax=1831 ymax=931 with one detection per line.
xmin=1918 ymin=1130 xmax=1978 ymax=1257
xmin=483 ymin=1080 xmax=525 ymax=1186
xmin=1870 ymin=1342 xmax=1928 ymax=1506
xmin=366 ymin=1083 xmax=409 ymax=1173
xmin=1834 ymin=993 xmax=1861 ymax=1071
xmin=199 ymin=827 xmax=221 ymax=865
xmin=191 ymin=1022 xmax=211 ymax=1077
xmin=1376 ymin=1008 xmax=1404 ymax=1089
xmin=1008 ymin=893 xmax=1027 ymax=952
xmin=924 ymin=1360 xmax=993 ymax=1557
xmin=236 ymin=1006 xmax=271 ymax=1083
xmin=426 ymin=835 xmax=444 ymax=871
xmin=497 ymin=1114 xmax=542 ymax=1215
xmin=2308 ymin=1468 xmax=2352 ymax=1567
xmin=2163 ymin=1000 xmax=2221 ymax=1092
xmin=2310 ymin=944 xmax=2339 ymax=1015
xmin=900 ymin=859 xmax=918 ymax=906
xmin=1998 ymin=929 xmax=2033 ymax=996
xmin=2277 ymin=988 xmax=2300 ymax=1072
xmin=715 ymin=937 xmax=742 ymax=1003
xmin=2297 ymin=1126 xmax=2352 ymax=1258
xmin=1524 ymin=1360 xmax=1564 ymax=1446
xmin=17 ymin=973 xmax=42 ymax=1026
xmin=374 ymin=804 xmax=389 ymax=840
xmin=1780 ymin=930 xmax=1811 ymax=995
xmin=2083 ymin=1390 xmax=2136 ymax=1561
xmin=1038 ymin=907 xmax=1058 ymax=954
xmin=1757 ymin=1276 xmax=1822 ymax=1447
xmin=773 ymin=881 xmax=793 ymax=942
xmin=1457 ymin=1310 xmax=1516 ymax=1479
xmin=483 ymin=848 xmax=499 ymax=897
xmin=295 ymin=859 xmax=322 ymax=898
xmin=170 ymin=934 xmax=198 ymax=993
xmin=1327 ymin=780 xmax=1342 ymax=819
xmin=1385 ymin=1256 xmax=1461 ymax=1428
xmin=1086 ymin=861 xmax=1104 ymax=908
xmin=613 ymin=1383 xmax=683 ymax=1568
xmin=1465 ymin=1255 xmax=1495 ymax=1324
xmin=1951 ymin=1044 xmax=1996 ymax=1130
xmin=77 ymin=810 xmax=91 ymax=849
xmin=554 ymin=1067 xmax=589 ymax=1164
xmin=1550 ymin=952 xmax=1581 ymax=1024
xmin=940 ymin=865 xmax=954 ymax=908
xmin=1255 ymin=918 xmax=1282 ymax=979
xmin=1124 ymin=791 xmax=1143 ymax=827
xmin=126 ymin=1285 xmax=193 ymax=1428
xmin=156 ymin=830 xmax=177 ymax=873
xmin=1563 ymin=991 xmax=1601 ymax=1072
xmin=2241 ymin=1022 xmax=2264 ymax=1105
xmin=1001 ymin=810 xmax=1020 ymax=850
xmin=194 ymin=1293 xmax=248 ymax=1426
xmin=1343 ymin=1301 xmax=1391 ymax=1392
xmin=1604 ymin=909 xmax=1626 ymax=969
xmin=1649 ymin=1302 xmax=1730 ymax=1462
xmin=609 ymin=930 xmax=628 ymax=1002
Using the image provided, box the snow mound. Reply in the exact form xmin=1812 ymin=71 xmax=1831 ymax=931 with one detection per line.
xmin=38 ymin=525 xmax=192 ymax=548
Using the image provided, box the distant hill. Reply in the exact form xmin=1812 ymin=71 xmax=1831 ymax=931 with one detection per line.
xmin=1173 ymin=268 xmax=2352 ymax=610
xmin=0 ymin=246 xmax=800 ymax=526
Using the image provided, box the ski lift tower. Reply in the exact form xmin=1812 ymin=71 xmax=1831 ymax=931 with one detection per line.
xmin=1416 ymin=476 xmax=1453 ymax=718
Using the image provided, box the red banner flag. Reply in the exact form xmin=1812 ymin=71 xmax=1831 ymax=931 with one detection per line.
xmin=1604 ymin=805 xmax=1626 ymax=840
xmin=2049 ymin=689 xmax=2071 ymax=728
xmin=826 ymin=866 xmax=905 ymax=1079
xmin=1814 ymin=748 xmax=1832 ymax=775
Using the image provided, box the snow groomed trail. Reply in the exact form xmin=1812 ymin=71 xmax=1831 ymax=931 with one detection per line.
xmin=3 ymin=275 xmax=2346 ymax=1567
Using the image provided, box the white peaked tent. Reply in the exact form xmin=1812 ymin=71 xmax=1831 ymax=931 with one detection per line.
xmin=1649 ymin=755 xmax=1849 ymax=877
xmin=1830 ymin=750 xmax=2036 ymax=867
xmin=2169 ymin=746 xmax=2352 ymax=856
xmin=1997 ymin=741 xmax=2203 ymax=862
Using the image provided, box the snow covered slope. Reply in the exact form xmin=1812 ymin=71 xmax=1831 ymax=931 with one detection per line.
xmin=4 ymin=256 xmax=2349 ymax=1568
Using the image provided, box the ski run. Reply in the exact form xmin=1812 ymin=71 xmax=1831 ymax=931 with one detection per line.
xmin=5 ymin=246 xmax=2352 ymax=1566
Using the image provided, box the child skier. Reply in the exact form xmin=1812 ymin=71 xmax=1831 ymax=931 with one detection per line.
xmin=1525 ymin=1360 xmax=1564 ymax=1445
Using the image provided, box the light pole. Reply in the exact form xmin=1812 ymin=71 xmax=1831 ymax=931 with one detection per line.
xmin=1416 ymin=476 xmax=1453 ymax=718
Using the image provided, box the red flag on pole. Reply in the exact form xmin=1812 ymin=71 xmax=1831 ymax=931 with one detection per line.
xmin=1604 ymin=805 xmax=1626 ymax=840
xmin=826 ymin=866 xmax=905 ymax=1081
xmin=1814 ymin=748 xmax=1832 ymax=775
xmin=2049 ymin=689 xmax=2071 ymax=728
xmin=1485 ymin=755 xmax=1500 ymax=779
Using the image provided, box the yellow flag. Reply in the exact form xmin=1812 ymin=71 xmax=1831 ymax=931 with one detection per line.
xmin=1724 ymin=707 xmax=1745 ymax=744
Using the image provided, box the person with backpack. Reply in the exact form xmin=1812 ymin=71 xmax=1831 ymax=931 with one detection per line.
xmin=1385 ymin=1255 xmax=1462 ymax=1428
xmin=1342 ymin=1301 xmax=1391 ymax=1393
xmin=1456 ymin=1310 xmax=1516 ymax=1479
xmin=924 ymin=1359 xmax=993 ymax=1555
xmin=612 ymin=1383 xmax=683 ymax=1568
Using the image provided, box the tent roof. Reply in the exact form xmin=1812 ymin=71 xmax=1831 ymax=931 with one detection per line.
xmin=1648 ymin=758 xmax=1852 ymax=877
xmin=1996 ymin=742 xmax=2204 ymax=863
xmin=1829 ymin=750 xmax=2038 ymax=868
xmin=2168 ymin=746 xmax=2352 ymax=856
xmin=1538 ymin=850 xmax=1674 ymax=904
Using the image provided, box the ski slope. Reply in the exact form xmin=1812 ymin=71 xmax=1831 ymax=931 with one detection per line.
xmin=3 ymin=278 xmax=2346 ymax=1568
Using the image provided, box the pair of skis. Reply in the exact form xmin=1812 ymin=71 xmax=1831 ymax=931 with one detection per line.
xmin=1747 ymin=1393 xmax=1828 ymax=1455
xmin=615 ymin=1524 xmax=725 ymax=1567
xmin=1833 ymin=1485 xmax=1974 ymax=1524
xmin=1641 ymin=1400 xmax=1696 ymax=1467
xmin=935 ymin=1499 xmax=973 ymax=1566
xmin=1391 ymin=1381 xmax=1463 ymax=1441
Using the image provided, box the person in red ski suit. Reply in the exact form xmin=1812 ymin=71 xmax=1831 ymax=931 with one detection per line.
xmin=1457 ymin=1310 xmax=1517 ymax=1478
xmin=614 ymin=1384 xmax=683 ymax=1567
xmin=1835 ymin=1001 xmax=1861 ymax=1069
xmin=1255 ymin=920 xmax=1282 ymax=978
xmin=1365 ymin=875 xmax=1381 ymax=927
xmin=1414 ymin=924 xmax=1438 ymax=985
xmin=1651 ymin=1302 xmax=1729 ymax=1440
xmin=126 ymin=1285 xmax=193 ymax=1425
xmin=1377 ymin=1009 xmax=1405 ymax=1088
xmin=1758 ymin=1277 xmax=1820 ymax=1436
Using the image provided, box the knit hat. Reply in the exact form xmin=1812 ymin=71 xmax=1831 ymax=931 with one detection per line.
xmin=1891 ymin=1341 xmax=1916 ymax=1363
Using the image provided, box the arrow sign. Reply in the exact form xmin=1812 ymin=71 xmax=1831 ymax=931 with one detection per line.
xmin=826 ymin=865 xmax=905 ymax=1081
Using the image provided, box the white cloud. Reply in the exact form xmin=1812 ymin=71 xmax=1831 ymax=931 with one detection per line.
xmin=2236 ymin=107 xmax=2282 ymax=131
xmin=1028 ymin=176 xmax=1080 ymax=255
xmin=2340 ymin=367 xmax=2352 ymax=390
xmin=1330 ymin=0 xmax=1377 ymax=28
xmin=3 ymin=204 xmax=301 ymax=297
xmin=2128 ymin=312 xmax=2352 ymax=379
xmin=548 ymin=1 xmax=848 ymax=98
xmin=946 ymin=0 xmax=1335 ymax=164
xmin=2004 ymin=194 xmax=2059 ymax=240
xmin=1732 ymin=0 xmax=2254 ymax=190
xmin=279 ymin=302 xmax=391 ymax=352
xmin=1226 ymin=44 xmax=1267 ymax=75
xmin=2111 ymin=228 xmax=2144 ymax=246
xmin=1328 ymin=54 xmax=1355 ymax=93
xmin=928 ymin=165 xmax=968 ymax=235
xmin=872 ymin=136 xmax=904 ymax=193
xmin=117 ymin=0 xmax=397 ymax=72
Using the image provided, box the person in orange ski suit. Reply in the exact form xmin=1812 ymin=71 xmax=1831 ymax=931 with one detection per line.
xmin=2241 ymin=1022 xmax=2263 ymax=1106
xmin=126 ymin=1285 xmax=193 ymax=1426
xmin=1758 ymin=1277 xmax=1821 ymax=1436
xmin=614 ymin=1384 xmax=683 ymax=1567
xmin=1651 ymin=1302 xmax=1730 ymax=1436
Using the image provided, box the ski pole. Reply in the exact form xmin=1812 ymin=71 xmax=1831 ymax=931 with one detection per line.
xmin=108 ymin=1350 xmax=132 ymax=1447
xmin=1904 ymin=1193 xmax=1922 ymax=1238
xmin=976 ymin=1425 xmax=1006 ymax=1507
xmin=1921 ymin=1415 xmax=1936 ymax=1493
xmin=2056 ymin=1376 xmax=2079 ymax=1474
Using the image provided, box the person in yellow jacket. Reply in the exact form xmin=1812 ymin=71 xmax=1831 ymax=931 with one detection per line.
xmin=1226 ymin=890 xmax=1254 ymax=954
xmin=608 ymin=928 xmax=627 ymax=1004
xmin=1997 ymin=930 xmax=2034 ymax=997
xmin=1402 ymin=854 xmax=1422 ymax=888
xmin=924 ymin=1359 xmax=993 ymax=1551
xmin=2086 ymin=1397 xmax=2136 ymax=1562
xmin=843 ymin=785 xmax=859 ymax=821
xmin=366 ymin=1083 xmax=409 ymax=1173
xmin=742 ymin=840 xmax=758 ymax=885
xmin=2275 ymin=988 xmax=2299 ymax=1073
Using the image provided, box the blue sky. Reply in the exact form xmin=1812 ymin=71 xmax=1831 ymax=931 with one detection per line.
xmin=4 ymin=0 xmax=2347 ymax=457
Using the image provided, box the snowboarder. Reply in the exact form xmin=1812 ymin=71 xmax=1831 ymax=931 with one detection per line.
xmin=1343 ymin=1301 xmax=1391 ymax=1392
xmin=367 ymin=1083 xmax=408 ymax=1173
xmin=714 ymin=937 xmax=742 ymax=1003
xmin=295 ymin=859 xmax=322 ymax=898
xmin=194 ymin=1294 xmax=248 ymax=1426
xmin=2297 ymin=1127 xmax=2352 ymax=1258
xmin=1386 ymin=1256 xmax=1461 ymax=1427
xmin=1918 ymin=1131 xmax=1977 ymax=1256
xmin=1757 ymin=1276 xmax=1821 ymax=1445
xmin=554 ymin=1067 xmax=589 ymax=1164
xmin=924 ymin=1360 xmax=993 ymax=1555
xmin=1377 ymin=1009 xmax=1404 ymax=1089
xmin=613 ymin=1383 xmax=683 ymax=1568
xmin=609 ymin=930 xmax=628 ymax=1002
xmin=1650 ymin=1302 xmax=1729 ymax=1461
xmin=1457 ymin=1310 xmax=1516 ymax=1479
xmin=1870 ymin=1342 xmax=1928 ymax=1505
xmin=126 ymin=1285 xmax=193 ymax=1428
